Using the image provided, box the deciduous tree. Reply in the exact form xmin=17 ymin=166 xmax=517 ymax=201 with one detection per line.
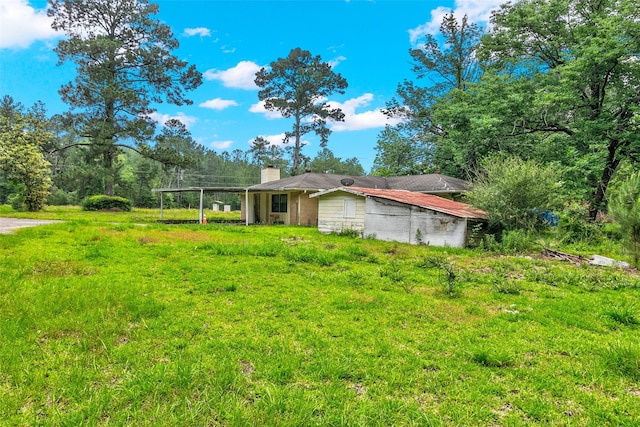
xmin=477 ymin=0 xmax=640 ymax=218
xmin=309 ymin=148 xmax=364 ymax=176
xmin=0 ymin=107 xmax=52 ymax=211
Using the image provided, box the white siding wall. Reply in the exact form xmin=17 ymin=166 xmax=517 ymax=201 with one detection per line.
xmin=317 ymin=193 xmax=365 ymax=234
xmin=364 ymin=198 xmax=468 ymax=247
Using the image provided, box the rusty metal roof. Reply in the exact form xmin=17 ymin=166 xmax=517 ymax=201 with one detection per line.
xmin=311 ymin=187 xmax=487 ymax=219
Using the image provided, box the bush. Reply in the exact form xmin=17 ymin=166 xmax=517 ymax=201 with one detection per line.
xmin=467 ymin=154 xmax=563 ymax=231
xmin=8 ymin=193 xmax=25 ymax=211
xmin=500 ymin=229 xmax=536 ymax=253
xmin=556 ymin=201 xmax=603 ymax=243
xmin=81 ymin=195 xmax=132 ymax=211
xmin=47 ymin=188 xmax=78 ymax=206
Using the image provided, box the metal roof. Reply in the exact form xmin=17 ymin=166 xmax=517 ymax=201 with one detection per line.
xmin=310 ymin=187 xmax=487 ymax=219
xmin=247 ymin=173 xmax=469 ymax=193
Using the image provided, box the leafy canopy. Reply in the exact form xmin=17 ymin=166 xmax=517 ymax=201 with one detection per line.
xmin=0 ymin=101 xmax=53 ymax=211
xmin=475 ymin=0 xmax=640 ymax=217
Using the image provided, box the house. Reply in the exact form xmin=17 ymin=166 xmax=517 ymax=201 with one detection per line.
xmin=309 ymin=187 xmax=487 ymax=247
xmin=240 ymin=167 xmax=470 ymax=226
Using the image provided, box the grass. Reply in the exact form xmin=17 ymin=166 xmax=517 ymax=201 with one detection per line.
xmin=0 ymin=204 xmax=241 ymax=223
xmin=1 ymin=207 xmax=639 ymax=425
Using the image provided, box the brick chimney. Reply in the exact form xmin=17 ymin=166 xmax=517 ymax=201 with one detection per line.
xmin=261 ymin=166 xmax=281 ymax=183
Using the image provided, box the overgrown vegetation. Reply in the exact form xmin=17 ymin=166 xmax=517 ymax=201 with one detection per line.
xmin=608 ymin=172 xmax=640 ymax=268
xmin=2 ymin=211 xmax=637 ymax=424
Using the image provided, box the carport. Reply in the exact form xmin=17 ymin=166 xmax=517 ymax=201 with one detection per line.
xmin=152 ymin=186 xmax=248 ymax=225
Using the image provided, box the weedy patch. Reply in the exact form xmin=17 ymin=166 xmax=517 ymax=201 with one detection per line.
xmin=471 ymin=349 xmax=515 ymax=368
xmin=492 ymin=278 xmax=522 ymax=295
xmin=601 ymin=342 xmax=640 ymax=381
xmin=604 ymin=304 xmax=639 ymax=327
xmin=419 ymin=255 xmax=461 ymax=297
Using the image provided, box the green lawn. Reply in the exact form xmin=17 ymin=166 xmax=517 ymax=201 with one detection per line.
xmin=0 ymin=210 xmax=638 ymax=425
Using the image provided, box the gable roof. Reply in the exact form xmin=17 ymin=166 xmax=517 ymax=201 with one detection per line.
xmin=310 ymin=187 xmax=487 ymax=219
xmin=247 ymin=173 xmax=469 ymax=193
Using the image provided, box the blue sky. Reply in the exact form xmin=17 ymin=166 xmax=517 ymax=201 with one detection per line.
xmin=0 ymin=0 xmax=506 ymax=172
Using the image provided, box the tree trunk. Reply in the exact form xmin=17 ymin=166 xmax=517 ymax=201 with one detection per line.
xmin=103 ymin=149 xmax=114 ymax=196
xmin=293 ymin=115 xmax=301 ymax=174
xmin=590 ymin=141 xmax=621 ymax=220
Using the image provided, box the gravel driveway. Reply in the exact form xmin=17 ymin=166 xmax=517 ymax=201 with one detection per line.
xmin=0 ymin=218 xmax=62 ymax=234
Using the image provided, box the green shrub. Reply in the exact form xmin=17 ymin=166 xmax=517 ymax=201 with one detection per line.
xmin=81 ymin=195 xmax=132 ymax=211
xmin=8 ymin=193 xmax=25 ymax=211
xmin=47 ymin=188 xmax=78 ymax=206
xmin=500 ymin=229 xmax=536 ymax=253
xmin=556 ymin=201 xmax=603 ymax=243
xmin=336 ymin=228 xmax=361 ymax=238
xmin=608 ymin=172 xmax=640 ymax=268
xmin=467 ymin=154 xmax=563 ymax=231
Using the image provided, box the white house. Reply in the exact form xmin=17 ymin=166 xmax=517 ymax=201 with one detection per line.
xmin=310 ymin=187 xmax=487 ymax=247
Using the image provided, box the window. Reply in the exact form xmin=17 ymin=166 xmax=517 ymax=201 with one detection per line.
xmin=344 ymin=199 xmax=356 ymax=218
xmin=271 ymin=194 xmax=288 ymax=213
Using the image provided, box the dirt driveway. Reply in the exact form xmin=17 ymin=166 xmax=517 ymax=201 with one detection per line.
xmin=0 ymin=218 xmax=62 ymax=234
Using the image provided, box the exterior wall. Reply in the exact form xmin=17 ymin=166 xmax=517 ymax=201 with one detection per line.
xmin=316 ymin=193 xmax=366 ymax=234
xmin=293 ymin=192 xmax=319 ymax=226
xmin=242 ymin=191 xmax=319 ymax=226
xmin=364 ymin=198 xmax=469 ymax=247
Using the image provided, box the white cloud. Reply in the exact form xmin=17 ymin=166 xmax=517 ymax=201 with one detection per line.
xmin=328 ymin=55 xmax=347 ymax=68
xmin=147 ymin=112 xmax=197 ymax=128
xmin=328 ymin=94 xmax=401 ymax=132
xmin=210 ymin=140 xmax=234 ymax=149
xmin=409 ymin=0 xmax=510 ymax=45
xmin=0 ymin=0 xmax=59 ymax=49
xmin=203 ymin=61 xmax=262 ymax=90
xmin=249 ymin=100 xmax=284 ymax=120
xmin=184 ymin=27 xmax=211 ymax=37
xmin=199 ymin=98 xmax=239 ymax=110
xmin=250 ymin=94 xmax=398 ymax=131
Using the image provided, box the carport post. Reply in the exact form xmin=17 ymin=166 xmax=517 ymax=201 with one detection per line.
xmin=160 ymin=192 xmax=164 ymax=220
xmin=199 ymin=188 xmax=204 ymax=224
xmin=245 ymin=189 xmax=249 ymax=226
